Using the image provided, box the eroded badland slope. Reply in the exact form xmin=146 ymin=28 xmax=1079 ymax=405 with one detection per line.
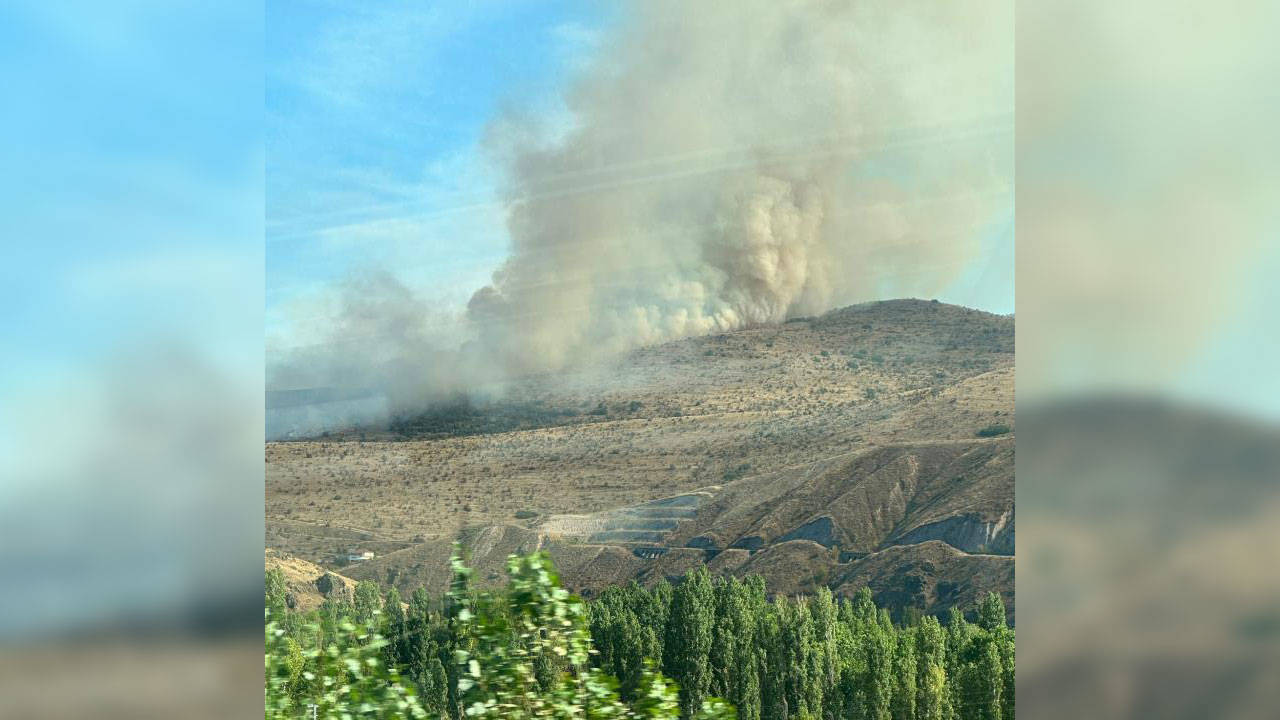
xmin=266 ymin=299 xmax=1014 ymax=620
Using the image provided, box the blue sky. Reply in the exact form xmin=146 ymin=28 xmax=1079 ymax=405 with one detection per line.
xmin=0 ymin=0 xmax=264 ymax=638
xmin=266 ymin=0 xmax=1016 ymax=346
xmin=266 ymin=1 xmax=618 ymax=338
xmin=0 ymin=0 xmax=263 ymax=392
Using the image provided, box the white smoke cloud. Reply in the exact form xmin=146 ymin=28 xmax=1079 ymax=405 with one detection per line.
xmin=270 ymin=0 xmax=1013 ymax=419
xmin=466 ymin=0 xmax=1011 ymax=375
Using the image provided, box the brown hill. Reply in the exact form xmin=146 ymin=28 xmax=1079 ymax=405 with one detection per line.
xmin=266 ymin=299 xmax=1014 ymax=620
xmin=264 ymin=549 xmax=360 ymax=613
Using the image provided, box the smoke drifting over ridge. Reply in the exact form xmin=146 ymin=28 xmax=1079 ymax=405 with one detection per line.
xmin=269 ymin=0 xmax=1012 ymax=420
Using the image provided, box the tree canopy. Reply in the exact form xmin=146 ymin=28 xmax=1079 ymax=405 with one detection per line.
xmin=266 ymin=553 xmax=1012 ymax=720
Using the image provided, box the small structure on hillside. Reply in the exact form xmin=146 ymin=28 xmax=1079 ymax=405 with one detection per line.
xmin=632 ymin=546 xmax=669 ymax=559
xmin=346 ymin=550 xmax=375 ymax=563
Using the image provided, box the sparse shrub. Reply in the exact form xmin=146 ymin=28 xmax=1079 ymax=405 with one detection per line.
xmin=976 ymin=424 xmax=1011 ymax=437
xmin=514 ymin=510 xmax=538 ymax=520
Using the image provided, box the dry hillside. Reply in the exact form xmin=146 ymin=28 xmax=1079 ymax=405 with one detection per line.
xmin=266 ymin=299 xmax=1014 ymax=620
xmin=264 ymin=549 xmax=360 ymax=613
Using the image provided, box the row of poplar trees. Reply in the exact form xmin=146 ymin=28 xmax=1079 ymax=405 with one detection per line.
xmin=266 ymin=560 xmax=1013 ymax=719
xmin=589 ymin=569 xmax=1013 ymax=720
xmin=267 ymin=554 xmax=733 ymax=719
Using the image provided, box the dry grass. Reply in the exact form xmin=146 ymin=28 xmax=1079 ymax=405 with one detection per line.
xmin=266 ymin=300 xmax=1014 ymax=614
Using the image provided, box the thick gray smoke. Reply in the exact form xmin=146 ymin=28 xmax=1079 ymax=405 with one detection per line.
xmin=470 ymin=0 xmax=1012 ymax=373
xmin=270 ymin=0 xmax=1012 ymax=423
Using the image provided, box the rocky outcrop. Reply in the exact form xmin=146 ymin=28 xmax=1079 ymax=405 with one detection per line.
xmin=729 ymin=535 xmax=766 ymax=552
xmin=776 ymin=516 xmax=839 ymax=548
xmin=889 ymin=511 xmax=1013 ymax=555
xmin=685 ymin=535 xmax=720 ymax=559
xmin=315 ymin=571 xmax=351 ymax=597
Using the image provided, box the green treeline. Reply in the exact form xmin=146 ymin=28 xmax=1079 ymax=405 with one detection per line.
xmin=265 ymin=553 xmax=1013 ymax=720
xmin=588 ymin=570 xmax=1013 ymax=720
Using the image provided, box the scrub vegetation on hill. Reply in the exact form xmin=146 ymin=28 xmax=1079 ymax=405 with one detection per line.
xmin=266 ymin=301 xmax=1015 ymax=622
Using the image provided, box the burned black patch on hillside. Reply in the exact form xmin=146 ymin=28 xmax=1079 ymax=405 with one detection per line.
xmin=384 ymin=400 xmax=581 ymax=440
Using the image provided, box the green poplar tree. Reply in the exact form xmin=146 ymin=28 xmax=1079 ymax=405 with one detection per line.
xmin=976 ymin=592 xmax=1014 ymax=720
xmin=792 ymin=599 xmax=821 ymax=718
xmin=715 ymin=577 xmax=763 ymax=720
xmin=647 ymin=580 xmax=674 ymax=660
xmin=665 ymin=567 xmax=716 ymax=717
xmin=959 ymin=638 xmax=1003 ymax=720
xmin=860 ymin=616 xmax=895 ymax=720
xmin=828 ymin=597 xmax=860 ymax=720
xmin=1000 ymin=637 xmax=1015 ymax=720
xmin=266 ymin=568 xmax=289 ymax=619
xmin=708 ymin=579 xmax=734 ymax=701
xmin=852 ymin=587 xmax=877 ymax=627
xmin=890 ymin=632 xmax=917 ymax=720
xmin=400 ymin=586 xmax=447 ymax=715
xmin=914 ymin=615 xmax=951 ymax=720
xmin=757 ymin=609 xmax=789 ymax=720
xmin=977 ymin=593 xmax=1006 ymax=634
xmin=809 ymin=587 xmax=839 ymax=719
xmin=771 ymin=597 xmax=805 ymax=718
xmin=382 ymin=587 xmax=406 ymax=664
xmin=945 ymin=607 xmax=972 ymax=719
xmin=354 ymin=580 xmax=382 ymax=628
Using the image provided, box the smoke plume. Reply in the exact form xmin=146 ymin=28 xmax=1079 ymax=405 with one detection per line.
xmin=270 ymin=0 xmax=1012 ymax=420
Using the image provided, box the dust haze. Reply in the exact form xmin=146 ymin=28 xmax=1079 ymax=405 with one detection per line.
xmin=268 ymin=0 xmax=1013 ymax=427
